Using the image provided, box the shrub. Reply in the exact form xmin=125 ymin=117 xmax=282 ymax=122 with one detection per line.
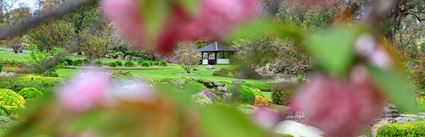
xmin=95 ymin=60 xmax=103 ymax=66
xmin=0 ymin=89 xmax=25 ymax=113
xmin=125 ymin=61 xmax=135 ymax=67
xmin=254 ymin=95 xmax=269 ymax=107
xmin=73 ymin=59 xmax=84 ymax=66
xmin=41 ymin=70 xmax=59 ymax=77
xmin=0 ymin=75 xmax=61 ymax=94
xmin=115 ymin=61 xmax=123 ymax=66
xmin=271 ymin=83 xmax=296 ymax=105
xmin=413 ymin=56 xmax=425 ymax=91
xmin=0 ymin=116 xmax=18 ymax=130
xmin=108 ymin=62 xmax=118 ymax=67
xmin=18 ymin=88 xmax=43 ymax=99
xmin=0 ymin=63 xmax=3 ymax=72
xmin=377 ymin=120 xmax=425 ymax=137
xmin=239 ymin=86 xmax=256 ymax=104
xmin=159 ymin=61 xmax=168 ymax=66
xmin=213 ymin=68 xmax=236 ymax=78
xmin=64 ymin=58 xmax=73 ymax=66
xmin=138 ymin=61 xmax=151 ymax=67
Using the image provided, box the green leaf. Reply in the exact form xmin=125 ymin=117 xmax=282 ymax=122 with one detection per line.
xmin=229 ymin=19 xmax=304 ymax=43
xmin=198 ymin=104 xmax=266 ymax=137
xmin=367 ymin=66 xmax=418 ymax=113
xmin=179 ymin=0 xmax=200 ymax=15
xmin=306 ymin=27 xmax=358 ymax=76
xmin=139 ymin=0 xmax=169 ymax=42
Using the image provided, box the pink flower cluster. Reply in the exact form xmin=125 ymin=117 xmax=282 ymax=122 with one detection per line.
xmin=356 ymin=35 xmax=393 ymax=69
xmin=290 ymin=67 xmax=386 ymax=137
xmin=251 ymin=107 xmax=280 ymax=129
xmin=101 ymin=0 xmax=261 ymax=53
xmin=58 ymin=71 xmax=110 ymax=113
xmin=58 ymin=71 xmax=155 ymax=113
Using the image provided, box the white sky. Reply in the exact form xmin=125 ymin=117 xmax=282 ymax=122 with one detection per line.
xmin=7 ymin=0 xmax=38 ymax=11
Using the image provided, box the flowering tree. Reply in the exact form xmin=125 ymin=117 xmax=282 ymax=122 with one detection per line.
xmin=171 ymin=43 xmax=201 ymax=73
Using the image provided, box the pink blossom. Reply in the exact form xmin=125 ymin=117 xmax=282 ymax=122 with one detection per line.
xmin=355 ymin=34 xmax=393 ymax=69
xmin=290 ymin=68 xmax=386 ymax=137
xmin=251 ymin=107 xmax=280 ymax=129
xmin=369 ymin=49 xmax=392 ymax=69
xmin=101 ymin=0 xmax=260 ymax=53
xmin=58 ymin=71 xmax=110 ymax=113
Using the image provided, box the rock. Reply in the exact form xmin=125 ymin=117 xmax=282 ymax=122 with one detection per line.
xmin=206 ymin=65 xmax=214 ymax=70
xmin=371 ymin=119 xmax=390 ymax=137
xmin=274 ymin=120 xmax=324 ymax=137
xmin=381 ymin=104 xmax=399 ymax=118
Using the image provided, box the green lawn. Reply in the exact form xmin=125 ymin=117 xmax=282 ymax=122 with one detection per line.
xmin=56 ymin=64 xmax=272 ymax=90
xmin=0 ymin=50 xmax=30 ymax=62
xmin=57 ymin=64 xmax=273 ymax=100
xmin=0 ymin=49 xmax=272 ymax=90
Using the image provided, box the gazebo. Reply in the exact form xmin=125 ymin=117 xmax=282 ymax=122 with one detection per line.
xmin=198 ymin=42 xmax=236 ymax=65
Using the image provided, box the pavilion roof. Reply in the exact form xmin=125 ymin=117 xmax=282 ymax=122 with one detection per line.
xmin=198 ymin=42 xmax=236 ymax=52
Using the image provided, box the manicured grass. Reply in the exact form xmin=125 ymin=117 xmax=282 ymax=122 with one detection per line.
xmin=0 ymin=50 xmax=30 ymax=62
xmin=57 ymin=64 xmax=272 ymax=90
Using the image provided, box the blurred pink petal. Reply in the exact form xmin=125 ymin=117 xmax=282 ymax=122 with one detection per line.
xmin=355 ymin=35 xmax=378 ymax=57
xmin=252 ymin=107 xmax=280 ymax=129
xmin=370 ymin=49 xmax=392 ymax=69
xmin=109 ymin=79 xmax=155 ymax=103
xmin=355 ymin=34 xmax=393 ymax=69
xmin=101 ymin=0 xmax=146 ymax=49
xmin=101 ymin=0 xmax=261 ymax=53
xmin=290 ymin=70 xmax=385 ymax=137
xmin=58 ymin=71 xmax=110 ymax=113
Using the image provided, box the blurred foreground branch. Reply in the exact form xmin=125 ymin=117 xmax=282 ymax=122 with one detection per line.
xmin=0 ymin=0 xmax=96 ymax=40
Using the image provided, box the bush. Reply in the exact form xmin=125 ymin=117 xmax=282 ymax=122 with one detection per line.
xmin=115 ymin=61 xmax=123 ymax=66
xmin=159 ymin=61 xmax=168 ymax=66
xmin=73 ymin=59 xmax=84 ymax=66
xmin=109 ymin=62 xmax=118 ymax=67
xmin=125 ymin=61 xmax=135 ymax=67
xmin=0 ymin=116 xmax=18 ymax=130
xmin=95 ymin=60 xmax=103 ymax=66
xmin=0 ymin=63 xmax=3 ymax=72
xmin=239 ymin=86 xmax=256 ymax=104
xmin=213 ymin=68 xmax=236 ymax=78
xmin=254 ymin=95 xmax=269 ymax=107
xmin=18 ymin=88 xmax=43 ymax=99
xmin=271 ymin=83 xmax=296 ymax=105
xmin=377 ymin=120 xmax=425 ymax=137
xmin=0 ymin=75 xmax=61 ymax=94
xmin=138 ymin=61 xmax=151 ymax=67
xmin=0 ymin=89 xmax=25 ymax=113
xmin=64 ymin=58 xmax=73 ymax=66
xmin=41 ymin=70 xmax=59 ymax=77
xmin=413 ymin=56 xmax=425 ymax=91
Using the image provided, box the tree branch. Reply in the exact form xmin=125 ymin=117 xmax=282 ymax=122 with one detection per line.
xmin=0 ymin=0 xmax=97 ymax=40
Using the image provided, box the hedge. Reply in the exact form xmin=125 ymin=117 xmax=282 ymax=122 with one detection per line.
xmin=377 ymin=120 xmax=425 ymax=137
xmin=18 ymin=87 xmax=44 ymax=99
xmin=0 ymin=75 xmax=62 ymax=94
xmin=0 ymin=89 xmax=25 ymax=113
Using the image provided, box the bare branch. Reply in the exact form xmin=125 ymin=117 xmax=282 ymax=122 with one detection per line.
xmin=361 ymin=0 xmax=400 ymax=25
xmin=0 ymin=0 xmax=97 ymax=40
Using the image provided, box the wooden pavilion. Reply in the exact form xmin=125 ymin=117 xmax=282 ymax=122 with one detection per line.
xmin=198 ymin=42 xmax=236 ymax=65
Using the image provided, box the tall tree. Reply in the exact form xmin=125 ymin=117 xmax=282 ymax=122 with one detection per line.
xmin=27 ymin=20 xmax=76 ymax=52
